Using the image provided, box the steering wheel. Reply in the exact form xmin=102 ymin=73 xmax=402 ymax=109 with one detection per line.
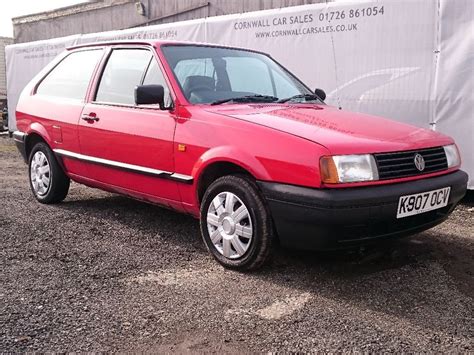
xmin=187 ymin=85 xmax=214 ymax=97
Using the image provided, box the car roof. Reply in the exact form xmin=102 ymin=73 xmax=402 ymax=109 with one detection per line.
xmin=67 ymin=39 xmax=262 ymax=54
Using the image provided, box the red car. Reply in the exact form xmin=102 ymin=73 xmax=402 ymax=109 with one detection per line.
xmin=13 ymin=41 xmax=468 ymax=270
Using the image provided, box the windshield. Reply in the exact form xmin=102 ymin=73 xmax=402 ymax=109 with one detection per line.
xmin=161 ymin=45 xmax=317 ymax=104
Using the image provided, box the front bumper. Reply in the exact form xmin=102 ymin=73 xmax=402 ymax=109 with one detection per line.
xmin=258 ymin=170 xmax=468 ymax=250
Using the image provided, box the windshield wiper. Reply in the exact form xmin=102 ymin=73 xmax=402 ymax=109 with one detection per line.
xmin=277 ymin=93 xmax=320 ymax=103
xmin=211 ymin=95 xmax=278 ymax=106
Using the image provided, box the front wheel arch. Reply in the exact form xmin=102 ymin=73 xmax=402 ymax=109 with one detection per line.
xmin=196 ymin=161 xmax=254 ymax=205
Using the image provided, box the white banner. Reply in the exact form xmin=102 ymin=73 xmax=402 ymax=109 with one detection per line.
xmin=5 ymin=0 xmax=473 ymax=188
xmin=75 ymin=18 xmax=206 ymax=44
xmin=433 ymin=0 xmax=473 ymax=190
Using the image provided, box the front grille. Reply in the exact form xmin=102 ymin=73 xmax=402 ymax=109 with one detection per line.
xmin=374 ymin=146 xmax=448 ymax=180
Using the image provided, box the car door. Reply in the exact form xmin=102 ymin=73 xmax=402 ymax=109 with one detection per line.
xmin=78 ymin=46 xmax=181 ymax=206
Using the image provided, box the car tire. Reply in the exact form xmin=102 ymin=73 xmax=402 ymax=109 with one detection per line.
xmin=200 ymin=175 xmax=273 ymax=271
xmin=28 ymin=142 xmax=70 ymax=204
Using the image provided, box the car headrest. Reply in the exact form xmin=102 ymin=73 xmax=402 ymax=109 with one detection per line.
xmin=183 ymin=75 xmax=215 ymax=97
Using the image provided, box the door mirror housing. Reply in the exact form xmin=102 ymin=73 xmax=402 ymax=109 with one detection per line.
xmin=135 ymin=84 xmax=166 ymax=109
xmin=314 ymin=88 xmax=326 ymax=101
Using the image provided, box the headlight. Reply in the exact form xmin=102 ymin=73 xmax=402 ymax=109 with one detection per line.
xmin=443 ymin=144 xmax=461 ymax=168
xmin=320 ymin=154 xmax=379 ymax=183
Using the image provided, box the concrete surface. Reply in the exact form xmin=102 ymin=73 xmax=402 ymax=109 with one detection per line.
xmin=0 ymin=135 xmax=472 ymax=352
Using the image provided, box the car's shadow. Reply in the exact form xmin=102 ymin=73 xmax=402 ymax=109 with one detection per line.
xmin=58 ymin=191 xmax=473 ymax=337
xmin=58 ymin=193 xmax=431 ymax=272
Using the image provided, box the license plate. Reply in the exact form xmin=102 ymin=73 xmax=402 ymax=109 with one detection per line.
xmin=397 ymin=187 xmax=451 ymax=219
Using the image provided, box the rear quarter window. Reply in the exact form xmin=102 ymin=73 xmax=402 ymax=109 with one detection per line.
xmin=36 ymin=49 xmax=103 ymax=100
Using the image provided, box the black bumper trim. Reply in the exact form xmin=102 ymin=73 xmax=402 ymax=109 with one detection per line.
xmin=258 ymin=170 xmax=468 ymax=250
xmin=13 ymin=131 xmax=28 ymax=163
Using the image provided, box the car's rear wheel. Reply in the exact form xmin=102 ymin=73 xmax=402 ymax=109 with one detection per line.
xmin=28 ymin=142 xmax=70 ymax=204
xmin=200 ymin=175 xmax=273 ymax=271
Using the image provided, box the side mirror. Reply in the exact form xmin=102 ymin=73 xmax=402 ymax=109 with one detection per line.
xmin=135 ymin=84 xmax=166 ymax=109
xmin=314 ymin=88 xmax=326 ymax=101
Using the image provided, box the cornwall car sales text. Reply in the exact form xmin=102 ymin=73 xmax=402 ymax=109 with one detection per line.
xmin=233 ymin=6 xmax=385 ymax=30
xmin=235 ymin=15 xmax=315 ymax=29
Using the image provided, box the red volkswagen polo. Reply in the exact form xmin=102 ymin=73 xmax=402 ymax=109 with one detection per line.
xmin=13 ymin=41 xmax=468 ymax=270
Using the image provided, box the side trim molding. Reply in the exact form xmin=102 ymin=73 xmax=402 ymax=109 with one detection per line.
xmin=53 ymin=148 xmax=193 ymax=184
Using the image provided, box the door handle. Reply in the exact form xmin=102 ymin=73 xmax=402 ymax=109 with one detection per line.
xmin=81 ymin=113 xmax=100 ymax=122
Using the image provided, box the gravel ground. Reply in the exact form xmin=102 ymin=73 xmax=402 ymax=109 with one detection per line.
xmin=1 ymin=135 xmax=473 ymax=352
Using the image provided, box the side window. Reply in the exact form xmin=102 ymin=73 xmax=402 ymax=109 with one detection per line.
xmin=36 ymin=49 xmax=103 ymax=100
xmin=96 ymin=49 xmax=151 ymax=105
xmin=225 ymin=57 xmax=274 ymax=96
xmin=143 ymin=59 xmax=172 ymax=108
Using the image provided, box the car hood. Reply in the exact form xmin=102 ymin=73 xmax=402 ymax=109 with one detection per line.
xmin=204 ymin=104 xmax=452 ymax=154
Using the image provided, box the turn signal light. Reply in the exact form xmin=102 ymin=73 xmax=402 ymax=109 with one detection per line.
xmin=320 ymin=156 xmax=339 ymax=183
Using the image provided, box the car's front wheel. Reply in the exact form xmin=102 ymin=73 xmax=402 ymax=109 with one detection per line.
xmin=28 ymin=142 xmax=70 ymax=204
xmin=200 ymin=175 xmax=273 ymax=271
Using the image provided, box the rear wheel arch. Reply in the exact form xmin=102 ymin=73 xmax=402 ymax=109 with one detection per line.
xmin=25 ymin=131 xmax=68 ymax=176
xmin=24 ymin=122 xmax=53 ymax=159
xmin=25 ymin=133 xmax=48 ymax=160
